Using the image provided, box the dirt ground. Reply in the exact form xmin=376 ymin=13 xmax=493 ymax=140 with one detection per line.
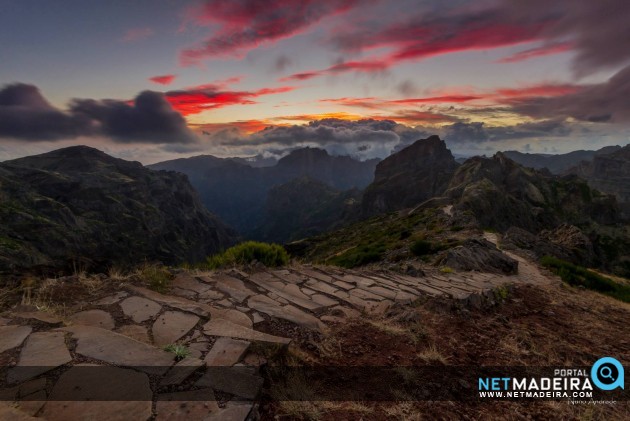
xmin=258 ymin=282 xmax=630 ymax=420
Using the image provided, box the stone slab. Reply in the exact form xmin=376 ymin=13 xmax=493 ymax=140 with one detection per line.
xmin=203 ymin=319 xmax=290 ymax=345
xmin=160 ymin=357 xmax=205 ymax=386
xmin=8 ymin=332 xmax=72 ymax=384
xmin=0 ymin=325 xmax=31 ymax=353
xmin=172 ymin=273 xmax=212 ymax=294
xmin=155 ymin=389 xmax=220 ymax=421
xmin=196 ymin=367 xmax=263 ymax=400
xmin=152 ymin=311 xmax=200 ymax=347
xmin=94 ymin=292 xmax=128 ymax=306
xmin=12 ymin=311 xmax=62 ymax=325
xmin=62 ymin=325 xmax=174 ymax=375
xmin=204 ymin=337 xmax=250 ymax=366
xmin=119 ymin=296 xmax=161 ymax=323
xmin=115 ymin=324 xmax=150 ymax=344
xmin=212 ymin=275 xmax=255 ymax=302
xmin=40 ymin=365 xmax=152 ymax=421
xmin=69 ymin=310 xmax=115 ymax=330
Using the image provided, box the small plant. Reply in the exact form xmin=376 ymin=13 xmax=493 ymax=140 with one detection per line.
xmin=410 ymin=239 xmax=433 ymax=256
xmin=494 ymin=285 xmax=509 ymax=301
xmin=163 ymin=344 xmax=191 ymax=361
xmin=439 ymin=266 xmax=454 ymax=274
xmin=328 ymin=242 xmax=385 ymax=268
xmin=204 ymin=241 xmax=289 ymax=269
xmin=137 ymin=263 xmax=173 ymax=293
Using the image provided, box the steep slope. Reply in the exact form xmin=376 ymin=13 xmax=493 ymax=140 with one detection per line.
xmin=503 ymin=146 xmax=621 ymax=174
xmin=150 ymin=148 xmax=378 ymax=235
xmin=0 ymin=146 xmax=235 ymax=273
xmin=362 ymin=135 xmax=458 ymax=215
xmin=253 ymin=177 xmax=361 ymax=243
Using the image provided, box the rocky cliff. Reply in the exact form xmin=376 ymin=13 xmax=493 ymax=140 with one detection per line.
xmin=362 ymin=135 xmax=458 ymax=215
xmin=0 ymin=146 xmax=235 ymax=273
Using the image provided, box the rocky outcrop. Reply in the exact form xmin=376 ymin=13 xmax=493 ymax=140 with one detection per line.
xmin=0 ymin=146 xmax=235 ymax=273
xmin=436 ymin=239 xmax=518 ymax=275
xmin=362 ymin=136 xmax=458 ymax=215
xmin=503 ymin=146 xmax=621 ymax=174
xmin=446 ymin=153 xmax=620 ymax=232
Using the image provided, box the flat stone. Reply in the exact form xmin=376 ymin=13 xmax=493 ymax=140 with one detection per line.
xmin=304 ymin=280 xmax=338 ymax=296
xmin=341 ymin=274 xmax=375 ymax=287
xmin=198 ymin=289 xmax=224 ymax=301
xmin=15 ymin=390 xmax=46 ymax=416
xmin=332 ymin=280 xmax=355 ymax=290
xmin=0 ymin=402 xmax=38 ymax=420
xmin=248 ymin=277 xmax=321 ymax=311
xmin=216 ymin=299 xmax=233 ymax=307
xmin=170 ymin=287 xmax=197 ymax=299
xmin=188 ymin=341 xmax=210 ymax=359
xmin=310 ymin=294 xmax=338 ymax=307
xmin=206 ymin=404 xmax=252 ymax=421
xmin=196 ymin=367 xmax=263 ymax=399
xmin=115 ymin=324 xmax=150 ymax=344
xmin=204 ymin=337 xmax=250 ymax=366
xmin=12 ymin=311 xmax=62 ymax=325
xmin=301 ymin=288 xmax=316 ymax=295
xmin=17 ymin=377 xmax=47 ymax=398
xmin=0 ymin=325 xmax=32 ymax=353
xmin=295 ymin=268 xmax=333 ymax=283
xmin=94 ymin=291 xmax=128 ymax=306
xmin=62 ymin=325 xmax=174 ymax=375
xmin=40 ymin=365 xmax=152 ymax=421
xmin=0 ymin=317 xmax=10 ymax=325
xmin=160 ymin=357 xmax=205 ymax=386
xmin=119 ymin=296 xmax=161 ymax=323
xmin=330 ymin=305 xmax=361 ymax=319
xmin=172 ymin=273 xmax=212 ymax=294
xmin=155 ymin=389 xmax=220 ymax=421
xmin=127 ymin=285 xmax=252 ymax=328
xmin=270 ymin=269 xmax=304 ymax=284
xmin=152 ymin=311 xmax=200 ymax=346
xmin=252 ymin=312 xmax=264 ymax=324
xmin=69 ymin=310 xmax=115 ymax=330
xmin=8 ymin=332 xmax=72 ymax=384
xmin=349 ymin=288 xmax=386 ymax=301
xmin=212 ymin=274 xmax=255 ymax=302
xmin=247 ymin=295 xmax=323 ymax=331
xmin=203 ymin=319 xmax=290 ymax=345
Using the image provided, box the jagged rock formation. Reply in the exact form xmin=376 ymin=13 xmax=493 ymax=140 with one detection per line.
xmin=150 ymin=148 xmax=378 ymax=236
xmin=0 ymin=146 xmax=235 ymax=273
xmin=253 ymin=177 xmax=361 ymax=243
xmin=362 ymin=136 xmax=459 ymax=215
xmin=446 ymin=153 xmax=620 ymax=232
xmin=503 ymin=146 xmax=621 ymax=174
xmin=436 ymin=239 xmax=518 ymax=275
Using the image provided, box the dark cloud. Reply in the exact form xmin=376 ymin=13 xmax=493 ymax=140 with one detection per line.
xmin=70 ymin=91 xmax=197 ymax=144
xmin=273 ymin=55 xmax=293 ymax=72
xmin=0 ymin=83 xmax=91 ymax=141
xmin=508 ymin=65 xmax=630 ymax=123
xmin=0 ymin=83 xmax=197 ymax=144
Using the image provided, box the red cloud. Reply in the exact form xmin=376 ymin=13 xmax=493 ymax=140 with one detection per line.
xmin=149 ymin=75 xmax=176 ymax=85
xmin=180 ymin=0 xmax=359 ymax=65
xmin=498 ymin=42 xmax=573 ymax=63
xmin=164 ymin=84 xmax=295 ymax=115
xmin=192 ymin=119 xmax=272 ymax=134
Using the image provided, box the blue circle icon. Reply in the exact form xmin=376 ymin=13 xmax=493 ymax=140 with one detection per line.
xmin=591 ymin=357 xmax=625 ymax=391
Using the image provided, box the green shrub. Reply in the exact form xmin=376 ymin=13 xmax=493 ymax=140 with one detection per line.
xmin=205 ymin=241 xmax=289 ymax=269
xmin=137 ymin=263 xmax=173 ymax=293
xmin=541 ymin=256 xmax=630 ymax=303
xmin=328 ymin=242 xmax=385 ymax=268
xmin=410 ymin=239 xmax=434 ymax=256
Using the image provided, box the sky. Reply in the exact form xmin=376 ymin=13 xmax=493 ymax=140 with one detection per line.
xmin=1 ymin=0 xmax=630 ymax=163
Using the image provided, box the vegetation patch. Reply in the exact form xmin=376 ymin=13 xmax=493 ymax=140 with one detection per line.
xmin=541 ymin=256 xmax=630 ymax=303
xmin=163 ymin=344 xmax=191 ymax=361
xmin=204 ymin=241 xmax=289 ymax=269
xmin=137 ymin=263 xmax=173 ymax=293
xmin=327 ymin=242 xmax=385 ymax=268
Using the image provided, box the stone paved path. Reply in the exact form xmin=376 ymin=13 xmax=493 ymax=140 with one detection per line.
xmin=0 ymin=252 xmax=551 ymax=420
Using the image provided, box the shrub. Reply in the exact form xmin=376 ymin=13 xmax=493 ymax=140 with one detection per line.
xmin=205 ymin=241 xmax=289 ymax=269
xmin=541 ymin=256 xmax=630 ymax=303
xmin=410 ymin=239 xmax=434 ymax=256
xmin=328 ymin=242 xmax=385 ymax=268
xmin=137 ymin=263 xmax=173 ymax=293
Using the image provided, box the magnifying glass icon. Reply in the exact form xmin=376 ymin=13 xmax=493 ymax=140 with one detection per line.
xmin=599 ymin=366 xmax=615 ymax=381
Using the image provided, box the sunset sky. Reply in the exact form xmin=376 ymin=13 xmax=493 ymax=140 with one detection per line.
xmin=1 ymin=0 xmax=629 ymax=163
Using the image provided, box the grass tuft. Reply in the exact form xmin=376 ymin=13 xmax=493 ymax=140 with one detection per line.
xmin=137 ymin=263 xmax=173 ymax=293
xmin=163 ymin=344 xmax=190 ymax=361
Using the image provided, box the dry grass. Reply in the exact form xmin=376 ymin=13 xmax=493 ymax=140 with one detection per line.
xmin=382 ymin=401 xmax=422 ymax=420
xmin=416 ymin=344 xmax=448 ymax=365
xmin=315 ymin=335 xmax=343 ymax=359
xmin=107 ymin=266 xmax=131 ymax=282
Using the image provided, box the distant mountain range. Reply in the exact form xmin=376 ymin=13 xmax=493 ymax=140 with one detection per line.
xmin=502 ymin=146 xmax=621 ymax=174
xmin=0 ymin=146 xmax=235 ymax=273
xmin=149 ymin=147 xmax=378 ymax=237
